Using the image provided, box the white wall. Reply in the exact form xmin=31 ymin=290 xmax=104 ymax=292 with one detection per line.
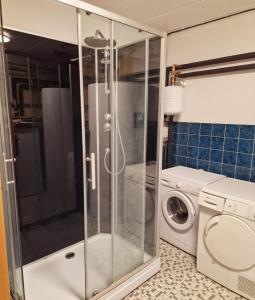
xmin=167 ymin=10 xmax=255 ymax=125
xmin=2 ymin=0 xmax=78 ymax=44
xmin=2 ymin=0 xmax=152 ymax=47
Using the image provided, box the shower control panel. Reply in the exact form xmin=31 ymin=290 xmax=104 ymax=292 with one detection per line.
xmin=104 ymin=113 xmax=111 ymax=122
xmin=104 ymin=123 xmax=111 ymax=132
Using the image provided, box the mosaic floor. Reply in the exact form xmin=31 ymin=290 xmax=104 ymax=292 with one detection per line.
xmin=125 ymin=239 xmax=245 ymax=300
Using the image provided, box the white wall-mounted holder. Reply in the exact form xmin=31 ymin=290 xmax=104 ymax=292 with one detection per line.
xmin=164 ymin=64 xmax=185 ymax=115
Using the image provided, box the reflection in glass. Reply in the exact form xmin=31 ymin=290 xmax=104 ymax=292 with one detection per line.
xmin=1 ymin=7 xmax=162 ymax=300
xmin=4 ymin=29 xmax=85 ymax=264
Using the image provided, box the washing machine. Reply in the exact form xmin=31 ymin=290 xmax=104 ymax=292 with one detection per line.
xmin=123 ymin=163 xmax=156 ymax=254
xmin=160 ymin=166 xmax=225 ymax=256
xmin=197 ymin=178 xmax=255 ymax=300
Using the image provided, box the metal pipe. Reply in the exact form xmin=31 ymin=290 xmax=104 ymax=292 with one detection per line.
xmin=174 ymin=51 xmax=255 ymax=70
xmin=177 ymin=63 xmax=255 ymax=78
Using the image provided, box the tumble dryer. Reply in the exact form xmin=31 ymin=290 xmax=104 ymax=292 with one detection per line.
xmin=160 ymin=166 xmax=225 ymax=256
xmin=197 ymin=178 xmax=255 ymax=300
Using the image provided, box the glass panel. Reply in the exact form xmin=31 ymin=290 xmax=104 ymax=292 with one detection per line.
xmin=2 ymin=3 xmax=87 ymax=299
xmin=79 ymin=11 xmax=113 ymax=299
xmin=145 ymin=36 xmax=161 ymax=259
xmin=0 ymin=14 xmax=25 ymax=300
xmin=112 ymin=21 xmax=160 ymax=281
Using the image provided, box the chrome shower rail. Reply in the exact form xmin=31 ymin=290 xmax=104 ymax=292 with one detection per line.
xmin=57 ymin=0 xmax=165 ymax=37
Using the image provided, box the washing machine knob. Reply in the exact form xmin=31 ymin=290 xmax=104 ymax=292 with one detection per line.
xmin=176 ymin=182 xmax=182 ymax=188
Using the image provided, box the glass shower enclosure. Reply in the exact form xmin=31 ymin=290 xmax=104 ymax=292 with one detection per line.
xmin=0 ymin=0 xmax=166 ymax=299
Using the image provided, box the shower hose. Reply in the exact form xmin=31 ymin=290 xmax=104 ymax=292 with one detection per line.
xmin=104 ymin=81 xmax=126 ymax=176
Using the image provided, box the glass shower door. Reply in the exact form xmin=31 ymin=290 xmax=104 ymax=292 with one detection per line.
xmin=79 ymin=10 xmax=114 ymax=299
xmin=78 ymin=9 xmax=154 ymax=298
xmin=0 ymin=10 xmax=25 ymax=300
xmin=78 ymin=7 xmax=161 ymax=298
xmin=111 ymin=21 xmax=157 ymax=282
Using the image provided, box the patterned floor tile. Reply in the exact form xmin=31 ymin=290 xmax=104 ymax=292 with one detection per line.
xmin=124 ymin=240 xmax=246 ymax=300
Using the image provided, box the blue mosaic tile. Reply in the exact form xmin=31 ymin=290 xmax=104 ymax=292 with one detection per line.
xmin=177 ymin=156 xmax=187 ymax=166
xmin=238 ymin=139 xmax=253 ymax=154
xmin=200 ymin=123 xmax=212 ymax=136
xmin=188 ymin=135 xmax=199 ymax=147
xmin=188 ymin=146 xmax=198 ymax=158
xmin=167 ymin=122 xmax=255 ymax=182
xmin=225 ymin=124 xmax=239 ymax=138
xmin=212 ymin=124 xmax=225 ymax=137
xmin=189 ymin=123 xmax=200 ymax=135
xmin=237 ymin=153 xmax=252 ymax=168
xmin=178 ymin=145 xmax=187 ymax=156
xmin=209 ymin=162 xmax=221 ymax=174
xmin=222 ymin=164 xmax=235 ymax=178
xmin=211 ymin=137 xmax=224 ymax=150
xmin=172 ymin=122 xmax=178 ymax=133
xmin=199 ymin=135 xmax=211 ymax=148
xmin=235 ymin=166 xmax=250 ymax=181
xmin=187 ymin=158 xmax=197 ymax=168
xmin=210 ymin=149 xmax=223 ymax=163
xmin=239 ymin=125 xmax=255 ymax=139
xmin=197 ymin=160 xmax=209 ymax=171
xmin=224 ymin=138 xmax=238 ymax=152
xmin=172 ymin=133 xmax=178 ymax=144
xmin=223 ymin=151 xmax=236 ymax=165
xmin=179 ymin=122 xmax=189 ymax=133
xmin=172 ymin=144 xmax=177 ymax=154
xmin=198 ymin=147 xmax=210 ymax=161
xmin=178 ymin=133 xmax=188 ymax=145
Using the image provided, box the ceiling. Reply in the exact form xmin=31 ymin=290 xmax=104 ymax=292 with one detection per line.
xmin=84 ymin=0 xmax=255 ymax=33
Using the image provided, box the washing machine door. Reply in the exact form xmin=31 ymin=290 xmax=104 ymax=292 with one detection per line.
xmin=204 ymin=214 xmax=255 ymax=271
xmin=162 ymin=190 xmax=196 ymax=231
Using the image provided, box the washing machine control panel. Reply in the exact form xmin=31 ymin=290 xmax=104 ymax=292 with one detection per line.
xmin=162 ymin=179 xmax=201 ymax=195
xmin=224 ymin=199 xmax=255 ymax=221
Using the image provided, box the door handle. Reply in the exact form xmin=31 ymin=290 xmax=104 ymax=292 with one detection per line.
xmin=204 ymin=216 xmax=219 ymax=237
xmin=3 ymin=154 xmax=16 ymax=185
xmin=86 ymin=153 xmax=96 ymax=190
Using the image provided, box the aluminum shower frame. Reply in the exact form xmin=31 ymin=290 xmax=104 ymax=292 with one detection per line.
xmin=59 ymin=1 xmax=167 ymax=299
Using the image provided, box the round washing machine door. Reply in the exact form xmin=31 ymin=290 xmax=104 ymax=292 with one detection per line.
xmin=204 ymin=214 xmax=255 ymax=271
xmin=162 ymin=190 xmax=196 ymax=231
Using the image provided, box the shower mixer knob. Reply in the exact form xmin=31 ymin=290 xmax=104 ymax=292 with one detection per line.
xmin=104 ymin=123 xmax=111 ymax=132
xmin=104 ymin=113 xmax=111 ymax=122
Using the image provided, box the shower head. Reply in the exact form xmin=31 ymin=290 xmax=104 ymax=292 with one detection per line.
xmin=84 ymin=30 xmax=108 ymax=48
xmin=84 ymin=29 xmax=117 ymax=49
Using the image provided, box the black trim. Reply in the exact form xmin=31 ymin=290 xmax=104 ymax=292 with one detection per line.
xmin=166 ymin=51 xmax=255 ymax=80
xmin=174 ymin=52 xmax=255 ymax=70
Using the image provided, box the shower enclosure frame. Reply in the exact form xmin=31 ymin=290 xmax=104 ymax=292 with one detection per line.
xmin=72 ymin=1 xmax=166 ymax=297
xmin=0 ymin=0 xmax=167 ymax=299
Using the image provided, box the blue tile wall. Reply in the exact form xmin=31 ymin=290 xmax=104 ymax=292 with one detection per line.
xmin=171 ymin=122 xmax=255 ymax=182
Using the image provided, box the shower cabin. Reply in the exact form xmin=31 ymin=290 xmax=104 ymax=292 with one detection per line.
xmin=0 ymin=0 xmax=166 ymax=299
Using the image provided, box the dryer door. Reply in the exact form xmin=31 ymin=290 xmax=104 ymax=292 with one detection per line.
xmin=162 ymin=190 xmax=196 ymax=231
xmin=204 ymin=214 xmax=255 ymax=271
